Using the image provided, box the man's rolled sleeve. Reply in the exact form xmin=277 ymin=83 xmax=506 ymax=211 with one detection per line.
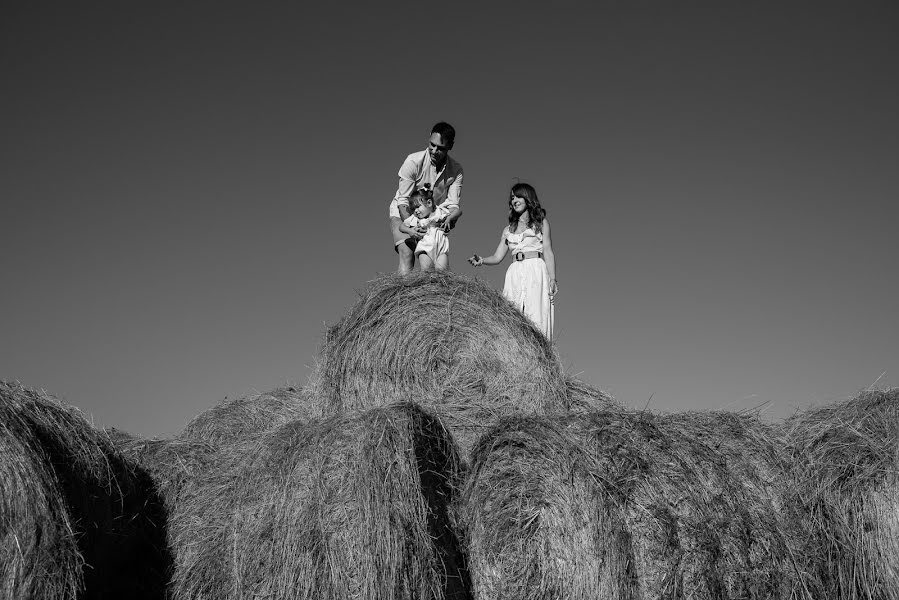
xmin=394 ymin=155 xmax=419 ymax=210
xmin=437 ymin=168 xmax=463 ymax=214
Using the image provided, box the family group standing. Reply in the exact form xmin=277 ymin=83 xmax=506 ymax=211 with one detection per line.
xmin=387 ymin=122 xmax=557 ymax=340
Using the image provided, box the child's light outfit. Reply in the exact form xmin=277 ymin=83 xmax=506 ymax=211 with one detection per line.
xmin=503 ymin=226 xmax=553 ymax=339
xmin=404 ymin=210 xmax=449 ymax=264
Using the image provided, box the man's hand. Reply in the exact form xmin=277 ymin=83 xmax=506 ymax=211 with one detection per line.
xmin=399 ymin=221 xmax=425 ymax=240
xmin=441 ymin=208 xmax=462 ymax=233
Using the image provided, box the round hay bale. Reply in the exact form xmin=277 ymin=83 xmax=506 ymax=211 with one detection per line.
xmin=0 ymin=381 xmax=171 ymax=600
xmin=170 ymin=402 xmax=468 ymax=600
xmin=655 ymin=411 xmax=808 ymax=599
xmin=179 ymin=385 xmax=317 ymax=446
xmin=458 ymin=414 xmax=634 ymax=600
xmin=783 ymin=389 xmax=899 ymax=599
xmin=308 ymin=271 xmax=571 ymax=453
xmin=1 ymin=398 xmax=81 ymax=599
xmin=459 ymin=409 xmax=807 ymax=600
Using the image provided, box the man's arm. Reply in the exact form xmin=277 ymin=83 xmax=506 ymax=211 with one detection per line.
xmin=395 ymin=154 xmax=421 ymax=221
xmin=436 ymin=168 xmax=463 ymax=230
xmin=437 ymin=206 xmax=462 ymax=232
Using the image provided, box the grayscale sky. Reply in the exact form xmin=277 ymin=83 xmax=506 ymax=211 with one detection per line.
xmin=2 ymin=1 xmax=897 ymax=437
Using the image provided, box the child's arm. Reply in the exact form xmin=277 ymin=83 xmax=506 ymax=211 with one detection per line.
xmin=542 ymin=219 xmax=557 ymax=295
xmin=468 ymin=230 xmax=509 ymax=267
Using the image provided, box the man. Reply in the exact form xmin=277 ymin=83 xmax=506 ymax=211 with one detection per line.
xmin=389 ymin=121 xmax=463 ymax=274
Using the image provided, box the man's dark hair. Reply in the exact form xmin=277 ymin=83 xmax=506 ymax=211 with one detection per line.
xmin=431 ymin=121 xmax=456 ymax=148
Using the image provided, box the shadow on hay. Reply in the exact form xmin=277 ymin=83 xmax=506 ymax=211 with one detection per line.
xmin=1 ymin=382 xmax=173 ymax=600
xmin=413 ymin=408 xmax=473 ymax=600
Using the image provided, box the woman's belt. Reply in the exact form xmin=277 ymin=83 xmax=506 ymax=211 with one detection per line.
xmin=512 ymin=251 xmax=543 ymax=261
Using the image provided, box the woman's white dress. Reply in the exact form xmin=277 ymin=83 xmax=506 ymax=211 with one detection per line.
xmin=503 ymin=226 xmax=553 ymax=339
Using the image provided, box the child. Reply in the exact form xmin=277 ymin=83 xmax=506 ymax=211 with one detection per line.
xmin=400 ymin=187 xmax=451 ymax=271
xmin=468 ymin=182 xmax=557 ymax=339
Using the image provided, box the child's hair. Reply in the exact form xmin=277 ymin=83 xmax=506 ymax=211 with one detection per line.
xmin=508 ymin=182 xmax=546 ymax=233
xmin=409 ymin=186 xmax=434 ymax=209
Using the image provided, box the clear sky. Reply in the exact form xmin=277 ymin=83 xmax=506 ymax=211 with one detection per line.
xmin=2 ymin=2 xmax=897 ymax=437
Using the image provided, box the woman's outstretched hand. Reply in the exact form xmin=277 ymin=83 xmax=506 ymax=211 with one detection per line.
xmin=467 ymin=254 xmax=483 ymax=267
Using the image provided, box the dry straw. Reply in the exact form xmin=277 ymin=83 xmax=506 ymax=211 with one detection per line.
xmin=564 ymin=375 xmax=617 ymax=412
xmin=308 ymin=271 xmax=572 ymax=454
xmin=459 ymin=408 xmax=809 ymax=600
xmin=783 ymin=388 xmax=899 ymax=599
xmin=169 ymin=402 xmax=468 ymax=600
xmin=106 ymin=428 xmax=216 ymax=511
xmin=179 ymin=385 xmax=318 ymax=446
xmin=0 ymin=381 xmax=171 ymax=600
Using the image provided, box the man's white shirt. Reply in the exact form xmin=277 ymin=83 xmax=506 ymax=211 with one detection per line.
xmin=389 ymin=150 xmax=463 ymax=219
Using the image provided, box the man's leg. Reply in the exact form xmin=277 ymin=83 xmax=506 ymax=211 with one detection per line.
xmin=435 ymin=254 xmax=449 ymax=271
xmin=397 ymin=242 xmax=415 ymax=274
xmin=390 ymin=217 xmax=415 ymax=274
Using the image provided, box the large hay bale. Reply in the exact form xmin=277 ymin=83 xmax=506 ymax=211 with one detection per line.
xmin=0 ymin=381 xmax=171 ymax=600
xmin=308 ymin=271 xmax=572 ymax=453
xmin=459 ymin=409 xmax=808 ymax=600
xmin=1 ymin=396 xmax=81 ymax=599
xmin=170 ymin=402 xmax=468 ymax=600
xmin=783 ymin=389 xmax=899 ymax=599
xmin=458 ymin=414 xmax=633 ymax=600
xmin=179 ymin=385 xmax=317 ymax=446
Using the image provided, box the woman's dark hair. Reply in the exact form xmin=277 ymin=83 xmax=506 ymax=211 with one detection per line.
xmin=507 ymin=182 xmax=546 ymax=233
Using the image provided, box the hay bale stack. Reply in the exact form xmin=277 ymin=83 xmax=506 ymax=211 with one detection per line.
xmin=179 ymin=385 xmax=317 ymax=446
xmin=783 ymin=389 xmax=899 ymax=599
xmin=459 ymin=409 xmax=807 ymax=600
xmin=0 ymin=381 xmax=171 ymax=600
xmin=309 ymin=271 xmax=571 ymax=453
xmin=170 ymin=402 xmax=468 ymax=600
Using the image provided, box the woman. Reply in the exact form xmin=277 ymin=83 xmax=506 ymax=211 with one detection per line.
xmin=468 ymin=182 xmax=557 ymax=339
